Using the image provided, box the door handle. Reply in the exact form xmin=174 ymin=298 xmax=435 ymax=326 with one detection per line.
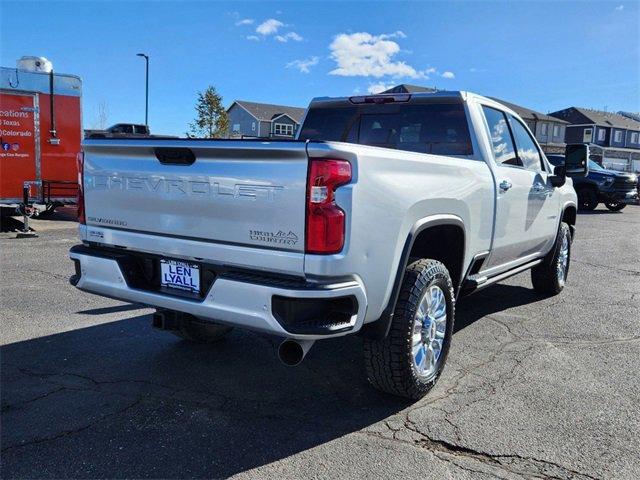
xmin=533 ymin=182 xmax=550 ymax=195
xmin=499 ymin=180 xmax=512 ymax=191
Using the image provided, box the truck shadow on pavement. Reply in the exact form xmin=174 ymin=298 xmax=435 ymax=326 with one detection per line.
xmin=0 ymin=216 xmax=27 ymax=233
xmin=1 ymin=284 xmax=540 ymax=478
xmin=455 ymin=283 xmax=541 ymax=332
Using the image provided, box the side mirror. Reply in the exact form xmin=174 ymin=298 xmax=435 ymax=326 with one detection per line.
xmin=564 ymin=144 xmax=589 ymax=177
xmin=549 ymin=165 xmax=566 ymax=187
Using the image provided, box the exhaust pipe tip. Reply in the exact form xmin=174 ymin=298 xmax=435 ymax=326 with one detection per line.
xmin=278 ymin=339 xmax=314 ymax=366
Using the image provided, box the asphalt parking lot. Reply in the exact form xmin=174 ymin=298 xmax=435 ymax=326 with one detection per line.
xmin=1 ymin=206 xmax=639 ymax=479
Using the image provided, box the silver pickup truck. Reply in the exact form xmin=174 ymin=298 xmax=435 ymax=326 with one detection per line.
xmin=70 ymin=91 xmax=588 ymax=399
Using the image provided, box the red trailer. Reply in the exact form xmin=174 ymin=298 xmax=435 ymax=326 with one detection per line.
xmin=0 ymin=60 xmax=82 ymax=216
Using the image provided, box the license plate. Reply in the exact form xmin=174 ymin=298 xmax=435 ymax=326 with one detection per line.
xmin=160 ymin=259 xmax=200 ymax=293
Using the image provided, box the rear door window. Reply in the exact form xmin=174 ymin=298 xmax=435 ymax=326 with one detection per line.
xmin=299 ymin=103 xmax=473 ymax=156
xmin=481 ymin=106 xmax=520 ymax=167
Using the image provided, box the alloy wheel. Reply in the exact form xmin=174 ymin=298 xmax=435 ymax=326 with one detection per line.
xmin=412 ymin=285 xmax=447 ymax=378
xmin=557 ymin=233 xmax=569 ymax=285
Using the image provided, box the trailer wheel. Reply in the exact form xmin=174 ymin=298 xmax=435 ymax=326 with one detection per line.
xmin=37 ymin=203 xmax=58 ymax=218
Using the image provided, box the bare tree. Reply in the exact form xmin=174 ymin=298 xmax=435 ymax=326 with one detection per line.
xmin=93 ymin=101 xmax=109 ymax=129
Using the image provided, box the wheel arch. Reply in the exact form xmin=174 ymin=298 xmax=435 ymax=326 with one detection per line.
xmin=359 ymin=214 xmax=466 ymax=340
xmin=561 ymin=202 xmax=577 ymax=239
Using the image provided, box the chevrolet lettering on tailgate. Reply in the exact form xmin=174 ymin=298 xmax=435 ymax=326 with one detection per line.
xmin=90 ymin=174 xmax=284 ymax=201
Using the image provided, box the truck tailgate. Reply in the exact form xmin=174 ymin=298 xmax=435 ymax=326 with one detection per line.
xmin=82 ymin=139 xmax=308 ymax=253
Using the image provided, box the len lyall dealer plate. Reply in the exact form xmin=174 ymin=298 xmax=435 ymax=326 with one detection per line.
xmin=160 ymin=259 xmax=200 ymax=293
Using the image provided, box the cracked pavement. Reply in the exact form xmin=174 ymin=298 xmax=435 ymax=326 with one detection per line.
xmin=1 ymin=206 xmax=639 ymax=479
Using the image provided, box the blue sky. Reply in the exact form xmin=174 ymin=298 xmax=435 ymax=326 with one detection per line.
xmin=2 ymin=1 xmax=638 ymax=136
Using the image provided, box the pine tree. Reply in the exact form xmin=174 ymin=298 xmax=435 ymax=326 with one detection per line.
xmin=188 ymin=86 xmax=229 ymax=138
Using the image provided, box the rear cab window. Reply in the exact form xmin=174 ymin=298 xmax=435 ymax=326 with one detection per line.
xmin=299 ymin=101 xmax=473 ymax=156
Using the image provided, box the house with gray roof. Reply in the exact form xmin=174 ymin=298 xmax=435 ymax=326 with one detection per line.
xmin=227 ymin=100 xmax=306 ymax=139
xmin=550 ymin=107 xmax=640 ymax=171
xmin=381 ymin=84 xmax=438 ymax=94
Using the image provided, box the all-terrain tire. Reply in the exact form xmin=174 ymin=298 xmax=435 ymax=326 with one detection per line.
xmin=531 ymin=222 xmax=571 ymax=295
xmin=172 ymin=317 xmax=233 ymax=343
xmin=604 ymin=202 xmax=626 ymax=211
xmin=576 ymin=187 xmax=598 ymax=211
xmin=363 ymin=259 xmax=455 ymax=400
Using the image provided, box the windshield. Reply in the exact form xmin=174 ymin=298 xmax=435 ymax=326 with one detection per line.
xmin=589 ymin=160 xmax=604 ymax=171
xmin=548 ymin=157 xmax=603 ymax=172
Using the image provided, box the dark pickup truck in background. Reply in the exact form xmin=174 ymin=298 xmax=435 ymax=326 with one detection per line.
xmin=85 ymin=123 xmax=152 ymax=139
xmin=547 ymin=155 xmax=639 ymax=211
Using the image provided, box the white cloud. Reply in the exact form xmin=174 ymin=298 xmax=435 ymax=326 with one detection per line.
xmin=441 ymin=71 xmax=455 ymax=79
xmin=246 ymin=35 xmax=260 ymax=42
xmin=379 ymin=30 xmax=407 ymax=40
xmin=367 ymin=82 xmax=394 ymax=94
xmin=615 ymin=4 xmax=624 ymax=10
xmin=276 ymin=31 xmax=303 ymax=43
xmin=256 ymin=18 xmax=284 ymax=35
xmin=286 ymin=56 xmax=319 ymax=73
xmin=235 ymin=18 xmax=254 ymax=26
xmin=329 ymin=32 xmax=424 ymax=78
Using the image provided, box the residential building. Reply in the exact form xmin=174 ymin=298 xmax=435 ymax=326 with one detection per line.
xmin=227 ymin=100 xmax=306 ymax=139
xmin=381 ymin=85 xmax=569 ymax=154
xmin=549 ymin=107 xmax=640 ymax=172
xmin=381 ymin=84 xmax=438 ymax=94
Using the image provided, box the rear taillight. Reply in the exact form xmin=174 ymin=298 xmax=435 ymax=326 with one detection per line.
xmin=76 ymin=152 xmax=85 ymax=224
xmin=305 ymin=159 xmax=352 ymax=254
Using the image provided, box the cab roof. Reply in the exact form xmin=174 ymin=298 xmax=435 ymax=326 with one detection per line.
xmin=308 ymin=91 xmax=521 ymax=118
